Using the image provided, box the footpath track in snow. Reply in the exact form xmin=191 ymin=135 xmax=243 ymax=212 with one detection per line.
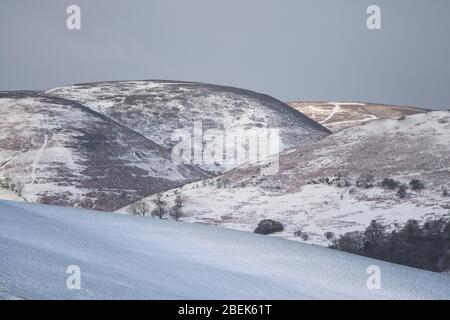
xmin=30 ymin=134 xmax=48 ymax=185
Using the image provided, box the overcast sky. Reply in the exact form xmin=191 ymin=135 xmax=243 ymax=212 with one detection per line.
xmin=1 ymin=0 xmax=449 ymax=109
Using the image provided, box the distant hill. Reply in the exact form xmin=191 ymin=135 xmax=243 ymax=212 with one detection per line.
xmin=289 ymin=101 xmax=427 ymax=131
xmin=0 ymin=81 xmax=330 ymax=210
xmin=120 ymin=111 xmax=450 ymax=245
xmin=47 ymin=81 xmax=330 ymax=173
xmin=0 ymin=92 xmax=207 ymax=211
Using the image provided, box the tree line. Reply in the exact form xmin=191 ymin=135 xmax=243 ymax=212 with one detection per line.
xmin=330 ymin=218 xmax=450 ymax=272
xmin=127 ymin=194 xmax=184 ymax=221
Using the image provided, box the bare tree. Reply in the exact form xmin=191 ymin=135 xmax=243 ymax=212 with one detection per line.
xmin=127 ymin=201 xmax=150 ymax=217
xmin=13 ymin=181 xmax=24 ymax=197
xmin=170 ymin=194 xmax=183 ymax=221
xmin=0 ymin=173 xmax=12 ymax=189
xmin=336 ymin=173 xmax=351 ymax=188
xmin=151 ymin=194 xmax=168 ymax=219
xmin=356 ymin=175 xmax=374 ymax=189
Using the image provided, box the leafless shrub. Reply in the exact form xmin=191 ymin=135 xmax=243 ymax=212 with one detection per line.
xmin=127 ymin=201 xmax=150 ymax=217
xmin=151 ymin=194 xmax=168 ymax=219
xmin=356 ymin=175 xmax=374 ymax=189
xmin=170 ymin=194 xmax=183 ymax=221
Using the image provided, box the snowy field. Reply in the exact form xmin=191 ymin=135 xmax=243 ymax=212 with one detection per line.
xmin=1 ymin=200 xmax=449 ymax=300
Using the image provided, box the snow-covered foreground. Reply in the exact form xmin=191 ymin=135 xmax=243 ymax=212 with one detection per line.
xmin=1 ymin=200 xmax=449 ymax=300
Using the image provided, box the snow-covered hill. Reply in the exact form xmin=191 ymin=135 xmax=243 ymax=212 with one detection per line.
xmin=0 ymin=92 xmax=207 ymax=211
xmin=119 ymin=111 xmax=450 ymax=245
xmin=47 ymin=81 xmax=330 ymax=173
xmin=289 ymin=102 xmax=427 ymax=132
xmin=1 ymin=200 xmax=449 ymax=300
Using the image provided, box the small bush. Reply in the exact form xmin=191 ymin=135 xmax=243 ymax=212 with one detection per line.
xmin=0 ymin=173 xmax=16 ymax=193
xmin=381 ymin=178 xmax=400 ymax=190
xmin=409 ymin=179 xmax=425 ymax=191
xmin=294 ymin=230 xmax=309 ymax=241
xmin=254 ymin=219 xmax=284 ymax=235
xmin=170 ymin=194 xmax=183 ymax=221
xmin=397 ymin=184 xmax=408 ymax=198
xmin=324 ymin=231 xmax=335 ymax=240
xmin=336 ymin=173 xmax=351 ymax=188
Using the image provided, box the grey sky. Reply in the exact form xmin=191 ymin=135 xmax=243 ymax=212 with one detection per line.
xmin=1 ymin=0 xmax=449 ymax=109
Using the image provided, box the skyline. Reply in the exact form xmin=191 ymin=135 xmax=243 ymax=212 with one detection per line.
xmin=1 ymin=0 xmax=450 ymax=110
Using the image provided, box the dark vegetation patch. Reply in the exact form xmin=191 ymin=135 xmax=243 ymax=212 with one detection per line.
xmin=330 ymin=218 xmax=450 ymax=272
xmin=254 ymin=219 xmax=284 ymax=235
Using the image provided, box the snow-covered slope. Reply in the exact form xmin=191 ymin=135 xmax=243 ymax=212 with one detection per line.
xmin=47 ymin=81 xmax=330 ymax=173
xmin=289 ymin=102 xmax=427 ymax=132
xmin=119 ymin=111 xmax=450 ymax=245
xmin=1 ymin=200 xmax=449 ymax=300
xmin=0 ymin=92 xmax=207 ymax=211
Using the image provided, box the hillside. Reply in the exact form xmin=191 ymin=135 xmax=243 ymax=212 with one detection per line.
xmin=288 ymin=102 xmax=427 ymax=131
xmin=1 ymin=200 xmax=449 ymax=300
xmin=47 ymin=81 xmax=330 ymax=173
xmin=0 ymin=92 xmax=207 ymax=211
xmin=119 ymin=111 xmax=450 ymax=245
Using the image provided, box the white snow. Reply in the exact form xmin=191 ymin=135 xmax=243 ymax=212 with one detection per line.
xmin=290 ymin=101 xmax=425 ymax=132
xmin=319 ymin=103 xmax=342 ymax=124
xmin=0 ymin=94 xmax=207 ymax=210
xmin=118 ymin=111 xmax=450 ymax=246
xmin=118 ymin=183 xmax=450 ymax=246
xmin=0 ymin=188 xmax=23 ymax=202
xmin=30 ymin=134 xmax=48 ymax=185
xmin=46 ymin=80 xmax=329 ymax=174
xmin=1 ymin=200 xmax=449 ymax=300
